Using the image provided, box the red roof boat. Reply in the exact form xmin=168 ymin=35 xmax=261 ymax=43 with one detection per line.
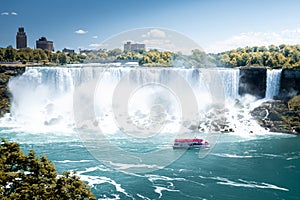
xmin=173 ymin=138 xmax=209 ymax=149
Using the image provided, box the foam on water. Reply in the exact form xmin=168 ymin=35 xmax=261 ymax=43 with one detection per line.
xmin=215 ymin=177 xmax=289 ymax=191
xmin=79 ymin=174 xmax=132 ymax=198
xmin=0 ymin=65 xmax=285 ymax=143
xmin=154 ymin=186 xmax=179 ymax=199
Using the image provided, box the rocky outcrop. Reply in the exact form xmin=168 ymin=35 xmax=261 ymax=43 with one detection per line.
xmin=239 ymin=67 xmax=266 ymax=98
xmin=251 ymin=99 xmax=300 ymax=134
xmin=279 ymin=68 xmax=300 ymax=99
xmin=0 ymin=66 xmax=25 ymax=117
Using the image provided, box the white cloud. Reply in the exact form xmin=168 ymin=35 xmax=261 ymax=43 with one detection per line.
xmin=89 ymin=43 xmax=109 ymax=49
xmin=92 ymin=35 xmax=98 ymax=39
xmin=11 ymin=12 xmax=18 ymax=15
xmin=1 ymin=12 xmax=9 ymax=15
xmin=142 ymin=29 xmax=166 ymax=38
xmin=75 ymin=29 xmax=88 ymax=34
xmin=89 ymin=43 xmax=100 ymax=47
xmin=206 ymin=29 xmax=300 ymax=53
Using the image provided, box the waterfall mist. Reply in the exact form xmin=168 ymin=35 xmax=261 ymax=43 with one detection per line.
xmin=0 ymin=65 xmax=283 ymax=137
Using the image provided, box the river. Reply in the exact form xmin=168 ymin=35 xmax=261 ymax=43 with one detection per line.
xmin=0 ymin=65 xmax=298 ymax=199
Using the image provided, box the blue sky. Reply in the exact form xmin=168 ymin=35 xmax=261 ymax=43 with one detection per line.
xmin=1 ymin=0 xmax=300 ymax=53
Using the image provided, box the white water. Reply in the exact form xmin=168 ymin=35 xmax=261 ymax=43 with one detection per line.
xmin=265 ymin=69 xmax=282 ymax=99
xmin=0 ymin=65 xmax=281 ymax=138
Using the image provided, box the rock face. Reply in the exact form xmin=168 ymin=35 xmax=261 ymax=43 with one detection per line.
xmin=280 ymin=68 xmax=300 ymax=99
xmin=251 ymin=99 xmax=300 ymax=134
xmin=239 ymin=67 xmax=266 ymax=98
xmin=0 ymin=66 xmax=25 ymax=117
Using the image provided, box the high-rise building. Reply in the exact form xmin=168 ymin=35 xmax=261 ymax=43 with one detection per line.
xmin=36 ymin=37 xmax=54 ymax=51
xmin=124 ymin=41 xmax=145 ymax=51
xmin=16 ymin=27 xmax=27 ymax=49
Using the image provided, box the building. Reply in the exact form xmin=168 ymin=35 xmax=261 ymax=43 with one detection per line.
xmin=79 ymin=49 xmax=106 ymax=56
xmin=16 ymin=27 xmax=27 ymax=49
xmin=124 ymin=41 xmax=145 ymax=52
xmin=62 ymin=48 xmax=75 ymax=55
xmin=36 ymin=37 xmax=54 ymax=51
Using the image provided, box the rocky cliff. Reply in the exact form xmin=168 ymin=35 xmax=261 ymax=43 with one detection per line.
xmin=238 ymin=67 xmax=266 ymax=98
xmin=280 ymin=68 xmax=300 ymax=99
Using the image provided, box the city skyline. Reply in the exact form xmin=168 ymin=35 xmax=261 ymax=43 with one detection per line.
xmin=1 ymin=0 xmax=300 ymax=53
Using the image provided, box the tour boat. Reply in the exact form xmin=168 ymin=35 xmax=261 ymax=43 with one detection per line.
xmin=173 ymin=138 xmax=209 ymax=149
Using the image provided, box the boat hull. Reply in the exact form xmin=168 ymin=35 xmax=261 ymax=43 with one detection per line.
xmin=172 ymin=138 xmax=209 ymax=149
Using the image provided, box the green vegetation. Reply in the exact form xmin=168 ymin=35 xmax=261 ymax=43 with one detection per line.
xmin=0 ymin=138 xmax=95 ymax=199
xmin=3 ymin=44 xmax=300 ymax=68
xmin=0 ymin=46 xmax=86 ymax=65
xmin=85 ymin=44 xmax=300 ymax=68
xmin=138 ymin=50 xmax=172 ymax=66
xmin=84 ymin=48 xmax=213 ymax=67
xmin=84 ymin=48 xmax=173 ymax=66
xmin=173 ymin=49 xmax=216 ymax=68
xmin=215 ymin=44 xmax=300 ymax=68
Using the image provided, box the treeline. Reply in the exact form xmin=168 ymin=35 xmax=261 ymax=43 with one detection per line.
xmin=5 ymin=44 xmax=300 ymax=68
xmin=85 ymin=48 xmax=173 ymax=66
xmin=86 ymin=44 xmax=300 ymax=68
xmin=0 ymin=46 xmax=86 ymax=65
xmin=85 ymin=48 xmax=213 ymax=67
xmin=215 ymin=44 xmax=300 ymax=68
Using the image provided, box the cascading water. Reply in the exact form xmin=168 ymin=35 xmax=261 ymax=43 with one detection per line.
xmin=216 ymin=68 xmax=240 ymax=100
xmin=265 ymin=69 xmax=282 ymax=99
xmin=0 ymin=65 xmax=268 ymax=137
xmin=1 ymin=65 xmax=297 ymax=200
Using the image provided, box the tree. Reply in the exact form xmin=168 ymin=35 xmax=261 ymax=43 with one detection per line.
xmin=269 ymin=45 xmax=279 ymax=52
xmin=4 ymin=46 xmax=16 ymax=62
xmin=33 ymin=49 xmax=42 ymax=62
xmin=108 ymin=48 xmax=122 ymax=57
xmin=57 ymin=52 xmax=70 ymax=65
xmin=0 ymin=48 xmax=5 ymax=61
xmin=0 ymin=139 xmax=96 ymax=199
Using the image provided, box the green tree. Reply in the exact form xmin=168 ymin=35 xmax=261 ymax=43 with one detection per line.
xmin=51 ymin=53 xmax=58 ymax=63
xmin=4 ymin=46 xmax=16 ymax=62
xmin=0 ymin=48 xmax=4 ymax=61
xmin=0 ymin=138 xmax=96 ymax=199
xmin=58 ymin=52 xmax=69 ymax=65
xmin=108 ymin=48 xmax=122 ymax=57
xmin=33 ymin=49 xmax=42 ymax=62
xmin=269 ymin=45 xmax=279 ymax=52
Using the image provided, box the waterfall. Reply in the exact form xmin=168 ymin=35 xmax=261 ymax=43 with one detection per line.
xmin=265 ymin=69 xmax=282 ymax=99
xmin=217 ymin=68 xmax=240 ymax=100
xmin=2 ymin=65 xmax=247 ymax=134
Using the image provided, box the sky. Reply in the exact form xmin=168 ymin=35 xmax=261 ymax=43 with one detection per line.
xmin=1 ymin=0 xmax=300 ymax=53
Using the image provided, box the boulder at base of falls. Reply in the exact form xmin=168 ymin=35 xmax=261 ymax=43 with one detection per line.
xmin=251 ymin=97 xmax=300 ymax=134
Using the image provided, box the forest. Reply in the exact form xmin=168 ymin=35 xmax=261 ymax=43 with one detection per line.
xmin=1 ymin=44 xmax=300 ymax=68
xmin=0 ymin=46 xmax=86 ymax=65
xmin=84 ymin=44 xmax=300 ymax=68
xmin=214 ymin=44 xmax=300 ymax=68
